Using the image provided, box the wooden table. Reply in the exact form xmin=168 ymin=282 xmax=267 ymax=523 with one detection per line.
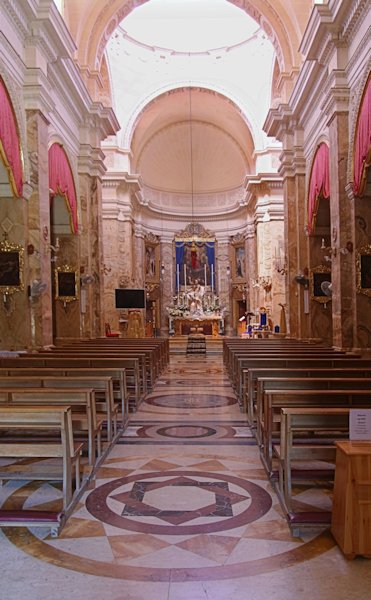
xmin=331 ymin=441 xmax=371 ymax=559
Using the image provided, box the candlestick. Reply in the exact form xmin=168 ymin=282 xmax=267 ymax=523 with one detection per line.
xmin=204 ymin=263 xmax=207 ymax=286
xmin=211 ymin=264 xmax=214 ymax=294
xmin=184 ymin=264 xmax=187 ymax=293
xmin=176 ymin=264 xmax=180 ymax=293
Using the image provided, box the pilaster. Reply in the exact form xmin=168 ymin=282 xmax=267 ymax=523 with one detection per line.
xmin=328 ymin=111 xmax=356 ymax=349
xmin=26 ymin=108 xmax=53 ymax=348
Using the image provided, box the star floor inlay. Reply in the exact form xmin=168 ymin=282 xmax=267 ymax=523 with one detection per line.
xmin=2 ymin=351 xmax=364 ymax=590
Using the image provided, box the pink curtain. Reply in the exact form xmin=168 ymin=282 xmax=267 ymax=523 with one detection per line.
xmin=48 ymin=143 xmax=78 ymax=233
xmin=353 ymin=77 xmax=371 ymax=196
xmin=0 ymin=77 xmax=23 ymax=197
xmin=307 ymin=142 xmax=330 ymax=235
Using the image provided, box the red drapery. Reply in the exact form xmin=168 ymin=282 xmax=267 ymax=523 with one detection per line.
xmin=48 ymin=143 xmax=78 ymax=233
xmin=307 ymin=142 xmax=330 ymax=235
xmin=0 ymin=77 xmax=23 ymax=197
xmin=353 ymin=76 xmax=371 ymax=196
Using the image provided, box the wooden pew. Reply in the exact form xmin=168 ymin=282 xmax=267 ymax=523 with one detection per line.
xmin=59 ymin=341 xmax=166 ymax=382
xmin=0 ymin=357 xmax=142 ymax=410
xmin=274 ymin=407 xmax=350 ymax=526
xmin=232 ymin=354 xmax=366 ymax=403
xmin=245 ymin=367 xmax=371 ymax=424
xmin=0 ymin=388 xmax=102 ymax=466
xmin=46 ymin=347 xmax=153 ymax=391
xmin=234 ymin=357 xmax=371 ymax=406
xmin=223 ymin=339 xmax=333 ymax=373
xmin=0 ymin=405 xmax=82 ymax=522
xmin=255 ymin=377 xmax=371 ymax=441
xmin=0 ymin=375 xmax=118 ymax=441
xmin=35 ymin=350 xmax=150 ymax=397
xmin=56 ymin=337 xmax=170 ymax=371
xmin=259 ymin=388 xmax=371 ymax=475
xmin=0 ymin=367 xmax=128 ymax=425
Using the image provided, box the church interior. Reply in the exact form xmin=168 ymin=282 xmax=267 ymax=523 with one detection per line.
xmin=0 ymin=1 xmax=371 ymax=598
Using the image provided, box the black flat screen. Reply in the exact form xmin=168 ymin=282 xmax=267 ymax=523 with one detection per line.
xmin=115 ymin=289 xmax=145 ymax=309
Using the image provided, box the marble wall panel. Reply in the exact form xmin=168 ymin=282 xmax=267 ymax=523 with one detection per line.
xmin=0 ymin=196 xmax=29 ymax=350
xmin=53 ymin=234 xmax=80 ymax=338
xmin=78 ymin=174 xmax=102 ymax=338
xmin=101 ymin=218 xmax=121 ymax=329
xmin=26 ymin=109 xmax=53 ymax=348
xmin=329 ymin=113 xmax=355 ymax=349
xmin=159 ymin=241 xmax=173 ymax=336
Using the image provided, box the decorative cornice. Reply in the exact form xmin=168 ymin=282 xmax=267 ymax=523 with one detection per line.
xmin=2 ymin=0 xmax=32 ymax=40
xmin=78 ymin=145 xmax=107 ymax=179
xmin=342 ymin=0 xmax=370 ymax=43
xmin=245 ymin=173 xmax=283 ymax=193
xmin=139 ymin=184 xmax=246 ymax=218
xmin=174 ymin=222 xmax=215 ymax=241
xmin=263 ymin=103 xmax=293 ymax=140
xmin=321 ymin=70 xmax=350 ymax=122
xmin=103 ymin=172 xmax=141 ymax=190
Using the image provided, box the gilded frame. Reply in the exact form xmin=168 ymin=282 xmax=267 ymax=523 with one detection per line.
xmin=310 ymin=265 xmax=332 ymax=304
xmin=0 ymin=240 xmax=24 ymax=295
xmin=55 ymin=264 xmax=78 ymax=302
xmin=144 ymin=241 xmax=160 ymax=283
xmin=232 ymin=244 xmax=246 ymax=280
xmin=356 ymin=244 xmax=371 ymax=296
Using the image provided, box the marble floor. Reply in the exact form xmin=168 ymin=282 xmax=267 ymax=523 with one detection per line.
xmin=1 ymin=352 xmax=371 ymax=600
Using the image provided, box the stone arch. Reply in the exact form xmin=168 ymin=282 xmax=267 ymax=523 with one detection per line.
xmin=48 ymin=137 xmax=80 ymax=234
xmin=347 ymin=61 xmax=371 ymax=189
xmin=306 ymin=137 xmax=330 ymax=235
xmin=71 ymin=0 xmax=302 ymax=87
xmin=0 ymin=67 xmax=29 ymax=189
xmin=122 ymin=84 xmax=262 ymax=153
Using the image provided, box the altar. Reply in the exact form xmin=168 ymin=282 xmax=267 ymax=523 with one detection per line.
xmin=170 ymin=316 xmax=224 ymax=337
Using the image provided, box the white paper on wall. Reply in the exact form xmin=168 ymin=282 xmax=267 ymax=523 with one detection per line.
xmin=349 ymin=409 xmax=371 ymax=441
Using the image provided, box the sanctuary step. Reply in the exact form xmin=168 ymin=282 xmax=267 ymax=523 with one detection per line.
xmin=186 ymin=334 xmax=206 ymax=355
xmin=170 ymin=337 xmax=223 ymax=355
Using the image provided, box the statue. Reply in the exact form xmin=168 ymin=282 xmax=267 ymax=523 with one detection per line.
xmin=187 ymin=279 xmax=205 ymax=313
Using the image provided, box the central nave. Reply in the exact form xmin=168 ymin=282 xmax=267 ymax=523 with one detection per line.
xmin=1 ymin=349 xmax=370 ymax=600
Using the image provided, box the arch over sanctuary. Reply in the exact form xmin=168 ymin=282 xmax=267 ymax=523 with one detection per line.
xmin=64 ymin=0 xmax=310 ymax=96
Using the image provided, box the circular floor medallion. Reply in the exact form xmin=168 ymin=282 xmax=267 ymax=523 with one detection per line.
xmin=2 ymin=475 xmax=335 ymax=581
xmin=85 ymin=470 xmax=272 ymax=534
xmin=156 ymin=425 xmax=217 ymax=438
xmin=145 ymin=393 xmax=236 ymax=409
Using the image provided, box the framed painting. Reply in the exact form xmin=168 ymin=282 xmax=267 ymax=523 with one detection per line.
xmin=356 ymin=244 xmax=371 ymax=296
xmin=0 ymin=240 xmax=24 ymax=295
xmin=55 ymin=265 xmax=78 ymax=302
xmin=233 ymin=245 xmax=246 ymax=279
xmin=145 ymin=242 xmax=159 ymax=283
xmin=310 ymin=265 xmax=332 ymax=304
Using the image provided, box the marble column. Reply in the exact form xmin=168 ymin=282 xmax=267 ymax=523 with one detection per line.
xmin=328 ymin=111 xmax=356 ymax=349
xmin=133 ymin=224 xmax=145 ymax=288
xmin=26 ymin=109 xmax=53 ymax=348
xmin=246 ymin=221 xmax=257 ymax=322
xmin=78 ymin=174 xmax=102 ymax=338
xmin=285 ymin=172 xmax=311 ymax=339
xmin=159 ymin=240 xmax=173 ymax=336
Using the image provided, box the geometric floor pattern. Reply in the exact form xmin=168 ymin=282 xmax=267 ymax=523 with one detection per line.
xmin=1 ymin=352 xmax=371 ymax=599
